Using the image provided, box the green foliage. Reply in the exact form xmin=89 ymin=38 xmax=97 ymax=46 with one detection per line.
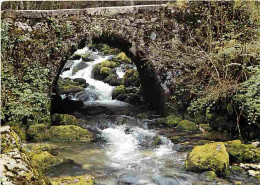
xmin=2 ymin=63 xmax=51 ymax=126
xmin=1 ymin=22 xmax=9 ymax=52
xmin=236 ymin=68 xmax=260 ymax=127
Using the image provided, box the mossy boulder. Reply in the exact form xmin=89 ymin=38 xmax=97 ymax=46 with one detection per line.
xmin=185 ymin=142 xmax=229 ymax=176
xmin=100 ymin=60 xmax=118 ymax=68
xmin=28 ymin=124 xmax=49 ymax=141
xmin=123 ymin=69 xmax=140 ymax=87
xmin=100 ymin=67 xmax=111 ymax=76
xmin=51 ymin=175 xmax=95 ymax=185
xmin=225 ymin=140 xmax=260 ymax=163
xmin=58 ymin=78 xmax=85 ymax=94
xmin=48 ymin=125 xmax=93 ymax=141
xmin=112 ymin=85 xmax=126 ymax=99
xmin=103 ymin=74 xmax=121 ymax=86
xmin=165 ymin=115 xmax=182 ymax=127
xmin=176 ymin=120 xmax=201 ymax=133
xmin=115 ymin=52 xmax=132 ymax=63
xmin=81 ymin=54 xmax=94 ymax=62
xmin=30 ymin=151 xmax=62 ymax=171
xmin=11 ymin=125 xmax=26 ymax=141
xmin=52 ymin=114 xmax=79 ymax=125
xmin=152 ymin=135 xmax=162 ymax=146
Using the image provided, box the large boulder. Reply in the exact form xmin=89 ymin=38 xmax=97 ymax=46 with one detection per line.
xmin=225 ymin=140 xmax=260 ymax=163
xmin=123 ymin=69 xmax=140 ymax=87
xmin=185 ymin=142 xmax=229 ymax=176
xmin=48 ymin=125 xmax=93 ymax=141
xmin=52 ymin=114 xmax=79 ymax=125
xmin=1 ymin=126 xmax=49 ymax=184
xmin=93 ymin=60 xmax=119 ymax=81
xmin=73 ymin=78 xmax=88 ymax=88
xmin=75 ymin=90 xmax=99 ymax=102
xmin=112 ymin=85 xmax=127 ymax=99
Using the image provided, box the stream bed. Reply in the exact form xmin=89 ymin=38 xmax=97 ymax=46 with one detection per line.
xmin=46 ymin=46 xmax=234 ymax=185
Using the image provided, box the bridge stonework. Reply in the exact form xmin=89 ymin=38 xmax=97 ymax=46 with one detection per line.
xmin=2 ymin=5 xmax=182 ymax=116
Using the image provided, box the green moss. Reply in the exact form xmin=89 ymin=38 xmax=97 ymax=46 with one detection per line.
xmin=165 ymin=115 xmax=182 ymax=127
xmin=176 ymin=120 xmax=200 ymax=133
xmin=202 ymin=171 xmax=217 ymax=181
xmin=136 ymin=113 xmax=149 ymax=119
xmin=59 ymin=85 xmax=84 ymax=94
xmin=52 ymin=114 xmax=78 ymax=125
xmin=51 ymin=175 xmax=95 ymax=185
xmin=11 ymin=125 xmax=26 ymax=141
xmin=185 ymin=142 xmax=229 ymax=176
xmin=116 ymin=52 xmax=132 ymax=63
xmin=170 ymin=136 xmax=181 ymax=143
xmin=123 ymin=69 xmax=140 ymax=87
xmin=30 ymin=151 xmax=62 ymax=171
xmin=230 ymin=165 xmax=244 ymax=173
xmin=100 ymin=67 xmax=111 ymax=76
xmin=28 ymin=124 xmax=49 ymax=141
xmin=48 ymin=125 xmax=93 ymax=141
xmin=199 ymin=124 xmax=212 ymax=132
xmin=112 ymin=85 xmax=126 ymax=99
xmin=225 ymin=140 xmax=260 ymax=163
xmin=100 ymin=60 xmax=118 ymax=68
xmin=26 ymin=143 xmax=51 ymax=153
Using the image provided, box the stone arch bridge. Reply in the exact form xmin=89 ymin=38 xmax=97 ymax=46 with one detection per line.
xmin=2 ymin=5 xmax=183 ymax=121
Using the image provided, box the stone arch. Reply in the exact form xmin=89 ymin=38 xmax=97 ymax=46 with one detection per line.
xmin=53 ymin=31 xmax=167 ymax=115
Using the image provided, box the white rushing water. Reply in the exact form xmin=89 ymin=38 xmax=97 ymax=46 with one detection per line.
xmin=60 ymin=46 xmax=114 ymax=101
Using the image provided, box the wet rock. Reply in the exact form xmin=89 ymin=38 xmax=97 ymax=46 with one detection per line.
xmin=115 ymin=52 xmax=132 ymax=64
xmin=82 ymin=53 xmax=94 ymax=62
xmin=117 ymin=94 xmax=128 ymax=101
xmin=70 ymin=54 xmax=81 ymax=60
xmin=73 ymin=78 xmax=89 ymax=88
xmin=80 ymin=106 xmax=111 ymax=115
xmin=117 ymin=173 xmax=138 ymax=185
xmin=62 ymin=60 xmax=74 ymax=72
xmin=154 ymin=176 xmax=179 ymax=185
xmin=165 ymin=115 xmax=182 ymax=127
xmin=199 ymin=171 xmax=217 ymax=182
xmin=62 ymin=98 xmax=84 ymax=113
xmin=123 ymin=69 xmax=140 ymax=87
xmin=176 ymin=120 xmax=201 ymax=134
xmin=185 ymin=142 xmax=229 ymax=176
xmin=170 ymin=136 xmax=182 ymax=144
xmin=52 ymin=113 xmax=79 ymax=125
xmin=49 ymin=125 xmax=93 ymax=141
xmin=75 ymin=90 xmax=99 ymax=102
xmin=112 ymin=85 xmax=127 ymax=99
xmin=72 ymin=61 xmax=88 ymax=75
xmin=51 ymin=175 xmax=95 ymax=185
xmin=225 ymin=140 xmax=260 ymax=163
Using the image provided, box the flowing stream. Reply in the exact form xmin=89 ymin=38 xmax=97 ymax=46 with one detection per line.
xmin=47 ymin=47 xmax=203 ymax=184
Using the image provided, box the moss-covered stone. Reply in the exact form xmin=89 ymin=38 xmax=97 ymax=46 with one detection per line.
xmin=100 ymin=60 xmax=118 ymax=68
xmin=165 ymin=115 xmax=182 ymax=127
xmin=52 ymin=114 xmax=79 ymax=125
xmin=199 ymin=124 xmax=212 ymax=132
xmin=152 ymin=135 xmax=162 ymax=146
xmin=51 ymin=175 xmax=95 ymax=185
xmin=81 ymin=54 xmax=93 ymax=62
xmin=11 ymin=125 xmax=26 ymax=141
xmin=170 ymin=136 xmax=182 ymax=143
xmin=1 ymin=126 xmax=50 ymax=184
xmin=112 ymin=85 xmax=126 ymax=99
xmin=200 ymin=171 xmax=217 ymax=181
xmin=185 ymin=142 xmax=229 ymax=176
xmin=230 ymin=165 xmax=245 ymax=173
xmin=116 ymin=52 xmax=132 ymax=63
xmin=123 ymin=69 xmax=140 ymax=87
xmin=136 ymin=113 xmax=149 ymax=119
xmin=30 ymin=151 xmax=62 ymax=171
xmin=176 ymin=120 xmax=201 ymax=133
xmin=48 ymin=125 xmax=93 ymax=141
xmin=28 ymin=124 xmax=49 ymax=141
xmin=225 ymin=140 xmax=260 ymax=163
xmin=59 ymin=85 xmax=84 ymax=94
xmin=100 ymin=67 xmax=111 ymax=76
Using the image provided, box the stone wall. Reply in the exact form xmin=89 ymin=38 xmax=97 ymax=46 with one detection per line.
xmin=2 ymin=5 xmax=182 ymax=124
